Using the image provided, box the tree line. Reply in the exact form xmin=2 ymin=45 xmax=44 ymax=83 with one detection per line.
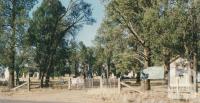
xmin=0 ymin=0 xmax=95 ymax=88
xmin=96 ymin=0 xmax=200 ymax=90
xmin=0 ymin=0 xmax=200 ymax=91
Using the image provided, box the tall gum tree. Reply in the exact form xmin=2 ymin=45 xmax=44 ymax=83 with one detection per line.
xmin=103 ymin=0 xmax=161 ymax=90
xmin=158 ymin=0 xmax=200 ymax=86
xmin=0 ymin=0 xmax=37 ymax=88
xmin=29 ymin=0 xmax=95 ymax=87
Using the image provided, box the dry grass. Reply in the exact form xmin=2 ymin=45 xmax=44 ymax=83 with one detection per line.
xmin=86 ymin=86 xmax=200 ymax=103
xmin=0 ymin=85 xmax=200 ymax=103
xmin=0 ymin=86 xmax=10 ymax=92
xmin=86 ymin=88 xmax=120 ymax=103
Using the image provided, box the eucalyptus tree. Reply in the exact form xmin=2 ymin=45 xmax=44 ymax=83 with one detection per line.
xmin=67 ymin=40 xmax=80 ymax=76
xmin=93 ymin=44 xmax=106 ymax=76
xmin=0 ymin=3 xmax=4 ymax=63
xmin=101 ymin=0 xmax=163 ymax=90
xmin=74 ymin=42 xmax=96 ymax=78
xmin=100 ymin=0 xmax=200 ymax=90
xmin=97 ymin=18 xmax=146 ymax=82
xmin=29 ymin=0 xmax=95 ymax=87
xmin=0 ymin=0 xmax=37 ymax=88
xmin=52 ymin=39 xmax=73 ymax=77
xmin=79 ymin=41 xmax=88 ymax=64
xmin=96 ymin=19 xmax=124 ymax=78
xmin=156 ymin=0 xmax=200 ymax=83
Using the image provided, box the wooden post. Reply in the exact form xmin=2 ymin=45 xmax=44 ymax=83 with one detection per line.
xmin=100 ymin=77 xmax=103 ymax=89
xmin=91 ymin=78 xmax=93 ymax=88
xmin=68 ymin=78 xmax=71 ymax=90
xmin=118 ymin=78 xmax=120 ymax=93
xmin=141 ymin=79 xmax=151 ymax=91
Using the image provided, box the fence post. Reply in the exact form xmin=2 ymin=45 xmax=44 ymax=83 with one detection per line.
xmin=92 ymin=78 xmax=93 ymax=88
xmin=118 ymin=78 xmax=120 ymax=93
xmin=68 ymin=77 xmax=71 ymax=90
xmin=100 ymin=77 xmax=103 ymax=89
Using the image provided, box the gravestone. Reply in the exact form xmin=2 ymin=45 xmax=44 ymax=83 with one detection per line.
xmin=4 ymin=67 xmax=9 ymax=81
xmin=197 ymin=72 xmax=200 ymax=82
xmin=0 ymin=66 xmax=5 ymax=78
xmin=168 ymin=57 xmax=196 ymax=99
xmin=33 ymin=72 xmax=40 ymax=79
xmin=0 ymin=67 xmax=9 ymax=81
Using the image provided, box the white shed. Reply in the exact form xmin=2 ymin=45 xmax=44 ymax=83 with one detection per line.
xmin=142 ymin=66 xmax=164 ymax=80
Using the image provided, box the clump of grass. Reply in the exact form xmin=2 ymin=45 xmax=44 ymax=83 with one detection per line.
xmin=0 ymin=87 xmax=10 ymax=92
xmin=87 ymin=88 xmax=120 ymax=102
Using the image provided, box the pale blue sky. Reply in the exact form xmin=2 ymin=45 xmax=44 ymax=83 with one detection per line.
xmin=75 ymin=0 xmax=105 ymax=47
xmin=32 ymin=0 xmax=105 ymax=47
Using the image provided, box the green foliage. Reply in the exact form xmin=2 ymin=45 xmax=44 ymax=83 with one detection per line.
xmin=0 ymin=0 xmax=37 ymax=88
xmin=0 ymin=0 xmax=37 ymax=66
xmin=0 ymin=0 xmax=199 ymax=88
xmin=96 ymin=0 xmax=200 ymax=77
xmin=157 ymin=0 xmax=200 ymax=60
xmin=28 ymin=0 xmax=95 ymax=85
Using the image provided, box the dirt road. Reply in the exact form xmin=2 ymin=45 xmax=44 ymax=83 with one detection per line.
xmin=0 ymin=99 xmax=66 ymax=103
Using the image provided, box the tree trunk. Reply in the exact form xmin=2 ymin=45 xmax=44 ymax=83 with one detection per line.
xmin=40 ymin=72 xmax=45 ymax=88
xmin=8 ymin=50 xmax=15 ymax=89
xmin=52 ymin=67 xmax=55 ymax=80
xmin=107 ymin=57 xmax=111 ymax=78
xmin=136 ymin=72 xmax=141 ymax=84
xmin=183 ymin=33 xmax=189 ymax=58
xmin=8 ymin=0 xmax=16 ymax=89
xmin=193 ymin=53 xmax=198 ymax=92
xmin=39 ymin=70 xmax=41 ymax=79
xmin=44 ymin=49 xmax=55 ymax=87
xmin=106 ymin=57 xmax=111 ymax=87
xmin=142 ymin=46 xmax=151 ymax=90
xmin=45 ymin=63 xmax=52 ymax=87
xmin=144 ymin=47 xmax=151 ymax=68
xmin=163 ymin=48 xmax=170 ymax=85
xmin=141 ymin=79 xmax=150 ymax=90
xmin=8 ymin=47 xmax=16 ymax=88
xmin=74 ymin=61 xmax=79 ymax=77
xmin=45 ymin=73 xmax=50 ymax=87
xmin=8 ymin=70 xmax=15 ymax=89
xmin=16 ymin=68 xmax=19 ymax=86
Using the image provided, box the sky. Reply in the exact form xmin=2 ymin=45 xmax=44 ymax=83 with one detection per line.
xmin=75 ymin=0 xmax=105 ymax=47
xmin=32 ymin=0 xmax=105 ymax=47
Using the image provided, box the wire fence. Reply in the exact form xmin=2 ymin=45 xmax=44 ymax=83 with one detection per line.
xmin=68 ymin=77 xmax=120 ymax=90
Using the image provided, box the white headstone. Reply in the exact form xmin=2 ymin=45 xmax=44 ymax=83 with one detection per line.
xmin=197 ymin=72 xmax=200 ymax=82
xmin=168 ymin=57 xmax=196 ymax=99
xmin=4 ymin=67 xmax=9 ymax=81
